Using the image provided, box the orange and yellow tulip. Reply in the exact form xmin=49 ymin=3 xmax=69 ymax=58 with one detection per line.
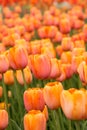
xmin=4 ymin=70 xmax=14 ymax=85
xmin=24 ymin=110 xmax=46 ymax=130
xmin=43 ymin=82 xmax=63 ymax=109
xmin=24 ymin=88 xmax=45 ymax=111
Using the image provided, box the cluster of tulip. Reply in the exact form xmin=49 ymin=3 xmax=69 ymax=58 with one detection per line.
xmin=0 ymin=1 xmax=87 ymax=130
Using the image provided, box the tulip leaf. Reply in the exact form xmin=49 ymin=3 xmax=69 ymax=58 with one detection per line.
xmin=9 ymin=119 xmax=22 ymax=130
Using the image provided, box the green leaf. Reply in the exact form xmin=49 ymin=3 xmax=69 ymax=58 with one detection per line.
xmin=10 ymin=119 xmax=22 ymax=130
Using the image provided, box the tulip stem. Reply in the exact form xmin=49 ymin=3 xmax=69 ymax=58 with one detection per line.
xmin=52 ymin=110 xmax=61 ymax=130
xmin=21 ymin=69 xmax=27 ymax=90
xmin=13 ymin=71 xmax=23 ymax=121
xmin=68 ymin=120 xmax=72 ymax=130
xmin=58 ymin=108 xmax=65 ymax=130
xmin=75 ymin=121 xmax=81 ymax=130
xmin=2 ymin=74 xmax=9 ymax=113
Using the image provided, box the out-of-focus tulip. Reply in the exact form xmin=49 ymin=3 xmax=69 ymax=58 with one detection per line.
xmin=38 ymin=26 xmax=58 ymax=39
xmin=24 ymin=88 xmax=45 ymax=111
xmin=61 ymin=51 xmax=72 ymax=64
xmin=30 ymin=41 xmax=41 ymax=54
xmin=60 ymin=88 xmax=86 ymax=120
xmin=41 ymin=46 xmax=56 ymax=58
xmin=8 ymin=45 xmax=28 ymax=70
xmin=43 ymin=82 xmax=63 ymax=109
xmin=72 ymin=47 xmax=85 ymax=56
xmin=24 ymin=110 xmax=46 ymax=130
xmin=71 ymin=56 xmax=84 ymax=73
xmin=42 ymin=105 xmax=48 ymax=121
xmin=56 ymin=45 xmax=63 ymax=57
xmin=59 ymin=18 xmax=71 ymax=34
xmin=0 ymin=53 xmax=9 ymax=73
xmin=49 ymin=58 xmax=61 ymax=78
xmin=73 ymin=40 xmax=85 ymax=48
xmin=52 ymin=31 xmax=62 ymax=43
xmin=77 ymin=61 xmax=87 ymax=84
xmin=16 ymin=66 xmax=32 ymax=85
xmin=29 ymin=54 xmax=51 ymax=79
xmin=4 ymin=70 xmax=14 ymax=85
xmin=0 ymin=110 xmax=8 ymax=130
xmin=61 ymin=37 xmax=74 ymax=51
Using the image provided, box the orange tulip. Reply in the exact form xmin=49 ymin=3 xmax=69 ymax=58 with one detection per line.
xmin=16 ymin=66 xmax=32 ymax=85
xmin=24 ymin=88 xmax=45 ymax=111
xmin=4 ymin=70 xmax=14 ymax=85
xmin=73 ymin=40 xmax=85 ymax=48
xmin=61 ymin=37 xmax=74 ymax=51
xmin=38 ymin=26 xmax=58 ymax=39
xmin=30 ymin=41 xmax=41 ymax=55
xmin=0 ymin=110 xmax=8 ymax=130
xmin=52 ymin=31 xmax=62 ymax=43
xmin=0 ymin=53 xmax=9 ymax=73
xmin=56 ymin=45 xmax=63 ymax=57
xmin=61 ymin=51 xmax=72 ymax=64
xmin=8 ymin=45 xmax=28 ymax=70
xmin=77 ymin=61 xmax=87 ymax=84
xmin=41 ymin=46 xmax=56 ymax=58
xmin=72 ymin=47 xmax=85 ymax=56
xmin=49 ymin=58 xmax=61 ymax=78
xmin=43 ymin=82 xmax=63 ymax=109
xmin=71 ymin=55 xmax=84 ymax=73
xmin=60 ymin=88 xmax=86 ymax=120
xmin=29 ymin=54 xmax=51 ymax=79
xmin=24 ymin=110 xmax=46 ymax=130
xmin=59 ymin=18 xmax=71 ymax=34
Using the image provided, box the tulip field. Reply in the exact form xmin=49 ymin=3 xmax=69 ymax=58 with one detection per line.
xmin=0 ymin=0 xmax=87 ymax=130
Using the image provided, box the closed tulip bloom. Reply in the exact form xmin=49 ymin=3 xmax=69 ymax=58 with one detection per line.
xmin=61 ymin=51 xmax=72 ymax=64
xmin=24 ymin=88 xmax=45 ymax=111
xmin=59 ymin=18 xmax=71 ymax=34
xmin=49 ymin=58 xmax=61 ymax=78
xmin=77 ymin=61 xmax=87 ymax=84
xmin=41 ymin=46 xmax=56 ymax=58
xmin=4 ymin=70 xmax=14 ymax=85
xmin=30 ymin=41 xmax=41 ymax=54
xmin=0 ymin=53 xmax=9 ymax=73
xmin=61 ymin=37 xmax=74 ymax=51
xmin=0 ymin=110 xmax=8 ymax=130
xmin=29 ymin=54 xmax=51 ymax=79
xmin=71 ymin=56 xmax=84 ymax=73
xmin=56 ymin=45 xmax=63 ymax=57
xmin=8 ymin=45 xmax=28 ymax=70
xmin=60 ymin=88 xmax=86 ymax=120
xmin=72 ymin=48 xmax=85 ymax=56
xmin=16 ymin=66 xmax=32 ymax=85
xmin=74 ymin=40 xmax=85 ymax=48
xmin=24 ymin=110 xmax=46 ymax=130
xmin=43 ymin=82 xmax=63 ymax=109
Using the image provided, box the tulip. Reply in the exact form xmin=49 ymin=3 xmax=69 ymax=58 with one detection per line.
xmin=72 ymin=47 xmax=85 ymax=56
xmin=73 ymin=40 xmax=85 ymax=48
xmin=29 ymin=54 xmax=51 ymax=79
xmin=30 ymin=41 xmax=41 ymax=54
xmin=0 ymin=110 xmax=8 ymax=130
xmin=24 ymin=88 xmax=45 ymax=111
xmin=0 ymin=53 xmax=9 ymax=73
xmin=24 ymin=110 xmax=46 ymax=130
xmin=49 ymin=58 xmax=61 ymax=78
xmin=61 ymin=51 xmax=72 ymax=64
xmin=41 ymin=46 xmax=56 ymax=58
xmin=77 ymin=61 xmax=87 ymax=84
xmin=8 ymin=45 xmax=28 ymax=70
xmin=59 ymin=18 xmax=71 ymax=34
xmin=4 ymin=70 xmax=14 ymax=85
xmin=60 ymin=88 xmax=86 ymax=120
xmin=16 ymin=66 xmax=32 ymax=85
xmin=71 ymin=56 xmax=84 ymax=73
xmin=61 ymin=37 xmax=74 ymax=51
xmin=43 ymin=82 xmax=63 ymax=109
xmin=56 ymin=45 xmax=63 ymax=57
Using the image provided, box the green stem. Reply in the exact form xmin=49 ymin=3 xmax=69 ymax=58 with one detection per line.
xmin=58 ymin=108 xmax=65 ymax=130
xmin=82 ymin=120 xmax=87 ymax=130
xmin=13 ymin=71 xmax=23 ymax=120
xmin=68 ymin=120 xmax=72 ymax=130
xmin=52 ymin=110 xmax=61 ymax=130
xmin=75 ymin=121 xmax=81 ymax=130
xmin=2 ymin=74 xmax=9 ymax=113
xmin=21 ymin=69 xmax=27 ymax=90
